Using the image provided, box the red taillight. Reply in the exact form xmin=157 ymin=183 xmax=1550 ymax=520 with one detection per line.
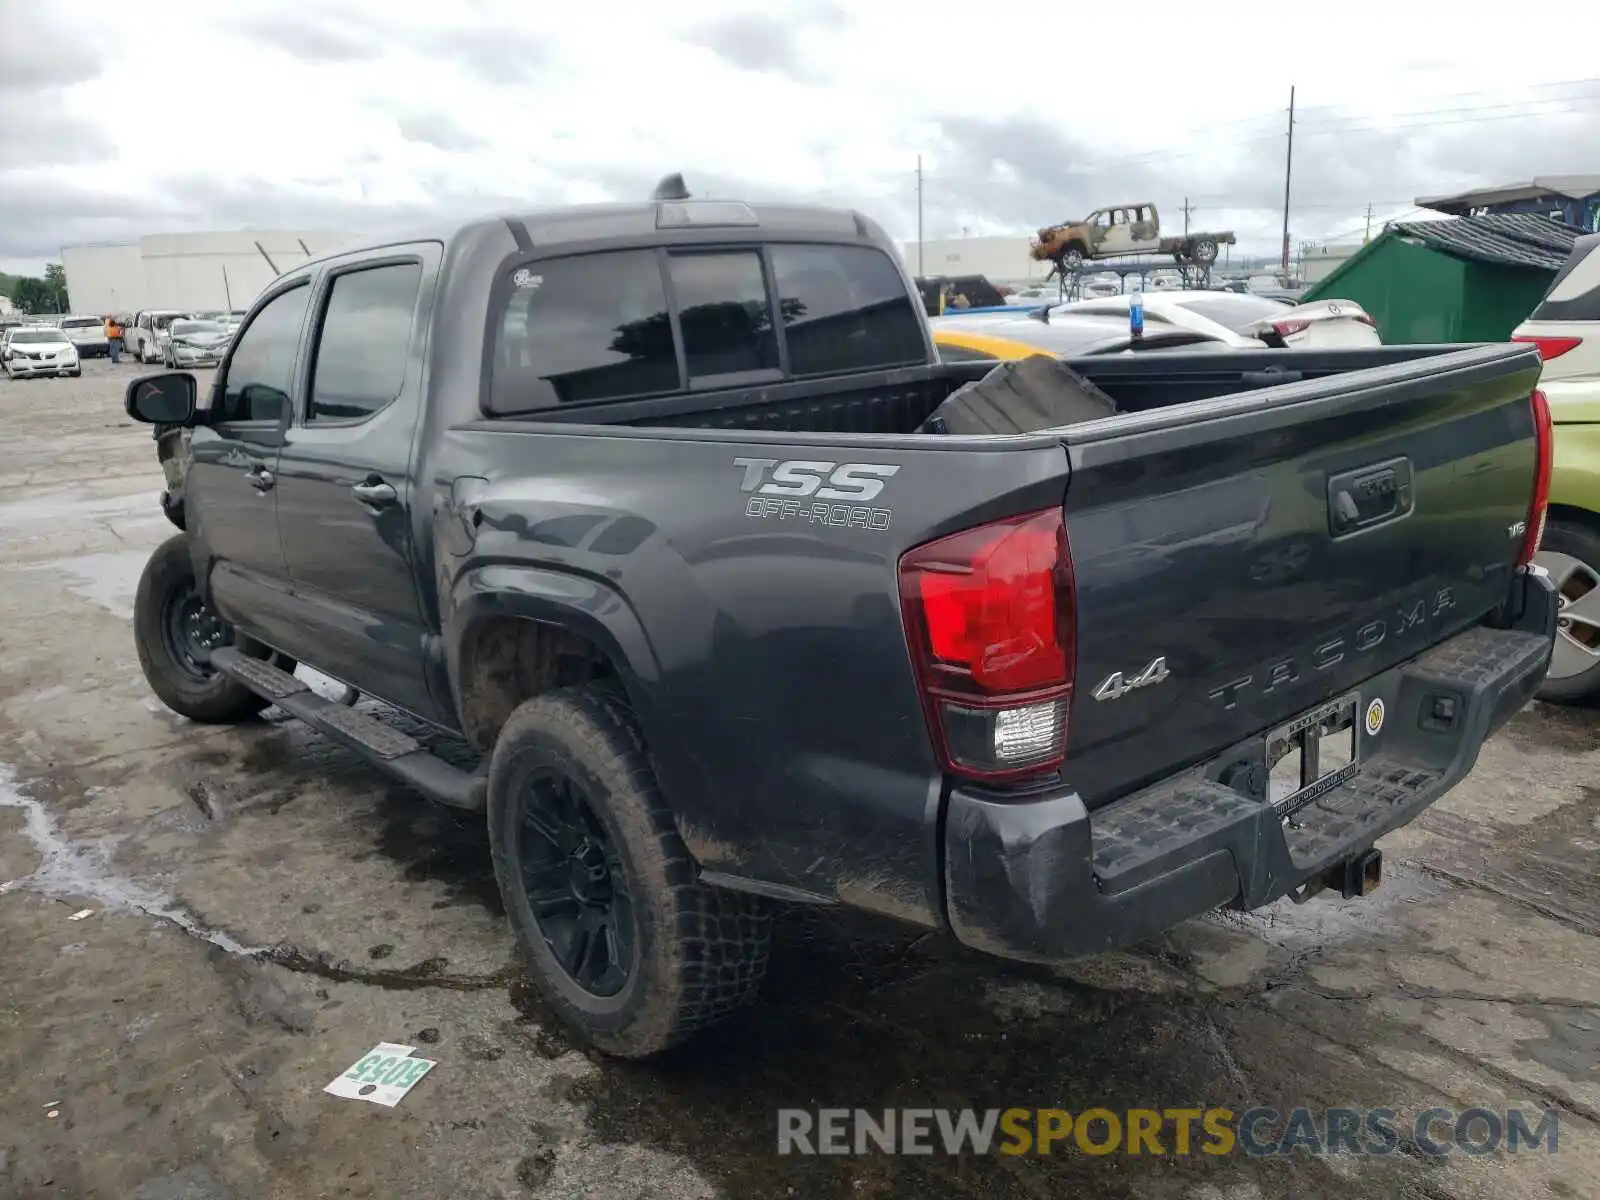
xmin=1518 ymin=388 xmax=1553 ymax=568
xmin=1512 ymin=335 xmax=1582 ymax=362
xmin=1273 ymin=319 xmax=1311 ymax=337
xmin=899 ymin=509 xmax=1075 ymax=780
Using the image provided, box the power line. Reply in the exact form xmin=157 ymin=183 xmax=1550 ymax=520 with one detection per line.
xmin=1297 ymin=89 xmax=1600 ymax=130
xmin=915 ymin=84 xmax=1600 ymax=178
xmin=1288 ymin=72 xmax=1600 ymax=119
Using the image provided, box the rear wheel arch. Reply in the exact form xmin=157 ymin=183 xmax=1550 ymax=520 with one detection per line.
xmin=447 ymin=570 xmax=662 ymax=749
xmin=456 ymin=613 xmax=624 ymax=749
xmin=1545 ymin=501 xmax=1600 ymax=534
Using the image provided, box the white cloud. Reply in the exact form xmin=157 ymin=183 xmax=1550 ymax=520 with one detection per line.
xmin=3 ymin=0 xmax=1600 ymax=273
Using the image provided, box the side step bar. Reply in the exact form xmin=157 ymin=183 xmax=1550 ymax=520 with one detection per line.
xmin=210 ymin=647 xmax=486 ymax=812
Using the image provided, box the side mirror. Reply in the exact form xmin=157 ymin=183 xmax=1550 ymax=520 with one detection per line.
xmin=126 ymin=373 xmax=197 ymax=425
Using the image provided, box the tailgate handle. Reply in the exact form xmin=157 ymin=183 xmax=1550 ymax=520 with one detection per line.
xmin=1327 ymin=457 xmax=1414 ymax=537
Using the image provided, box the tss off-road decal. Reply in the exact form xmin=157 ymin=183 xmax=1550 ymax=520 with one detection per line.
xmin=733 ymin=457 xmax=900 ymax=531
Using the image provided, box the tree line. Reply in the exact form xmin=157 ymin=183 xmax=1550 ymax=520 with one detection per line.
xmin=0 ymin=264 xmax=69 ymax=315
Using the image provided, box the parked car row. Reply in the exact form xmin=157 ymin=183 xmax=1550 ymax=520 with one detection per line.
xmin=0 ymin=306 xmax=245 ymax=378
xmin=115 ymin=309 xmax=243 ymax=365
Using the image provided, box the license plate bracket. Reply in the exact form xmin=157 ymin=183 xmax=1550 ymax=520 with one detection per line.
xmin=1266 ymin=692 xmax=1359 ymax=818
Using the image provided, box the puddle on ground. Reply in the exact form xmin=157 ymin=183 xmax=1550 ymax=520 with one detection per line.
xmin=0 ymin=762 xmax=261 ymax=954
xmin=19 ymin=550 xmax=152 ymax=619
xmin=0 ymin=488 xmax=157 ymax=527
xmin=533 ymin=905 xmax=1387 ymax=1199
xmin=369 ymin=787 xmax=503 ymax=915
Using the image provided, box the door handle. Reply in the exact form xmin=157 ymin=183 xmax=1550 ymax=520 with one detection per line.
xmin=248 ymin=468 xmax=275 ymax=492
xmin=352 ymin=479 xmax=397 ymax=509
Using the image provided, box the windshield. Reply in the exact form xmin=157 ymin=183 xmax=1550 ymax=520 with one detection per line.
xmin=10 ymin=329 xmax=64 ymax=344
xmin=171 ymin=320 xmax=224 ymax=336
xmin=59 ymin=318 xmax=100 ymax=329
xmin=153 ymin=314 xmax=185 ymax=330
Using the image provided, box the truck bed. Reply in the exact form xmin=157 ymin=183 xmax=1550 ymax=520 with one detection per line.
xmin=499 ymin=344 xmax=1484 ymax=436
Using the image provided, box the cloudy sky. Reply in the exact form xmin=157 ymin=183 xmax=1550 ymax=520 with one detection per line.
xmin=3 ymin=0 xmax=1600 ymax=275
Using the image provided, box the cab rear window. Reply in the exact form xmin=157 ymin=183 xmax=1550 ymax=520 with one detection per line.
xmin=489 ymin=250 xmax=680 ymax=412
xmin=771 ymin=244 xmax=926 ymax=377
xmin=486 ymin=242 xmax=924 ymax=416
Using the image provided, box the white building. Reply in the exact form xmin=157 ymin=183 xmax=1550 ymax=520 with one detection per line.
xmin=899 ymin=236 xmax=1047 ymax=285
xmin=62 ymin=230 xmax=363 ymax=315
xmin=1299 ymin=242 xmax=1367 ymax=286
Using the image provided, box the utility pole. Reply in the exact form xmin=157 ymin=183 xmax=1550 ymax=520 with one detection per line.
xmin=1281 ymin=85 xmax=1296 ymax=270
xmin=1365 ymin=202 xmax=1374 ymax=244
xmin=916 ymin=155 xmax=924 ymax=276
xmin=1181 ymin=197 xmax=1195 ymax=236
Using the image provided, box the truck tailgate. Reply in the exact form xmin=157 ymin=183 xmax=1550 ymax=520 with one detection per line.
xmin=1061 ymin=343 xmax=1544 ymax=808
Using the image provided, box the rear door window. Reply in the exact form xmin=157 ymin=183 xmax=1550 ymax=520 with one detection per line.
xmin=667 ymin=251 xmax=778 ymax=381
xmin=1531 ymin=235 xmax=1600 ymax=322
xmin=770 ymin=244 xmax=925 ymax=375
xmin=488 ymin=250 xmax=680 ymax=414
xmin=308 ymin=261 xmax=422 ymax=421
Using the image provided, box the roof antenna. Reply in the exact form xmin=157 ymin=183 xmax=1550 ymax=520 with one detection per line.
xmin=652 ymin=173 xmax=691 ymax=202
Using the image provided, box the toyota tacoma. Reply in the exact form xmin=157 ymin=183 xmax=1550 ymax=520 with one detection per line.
xmin=122 ymin=181 xmax=1558 ymax=1058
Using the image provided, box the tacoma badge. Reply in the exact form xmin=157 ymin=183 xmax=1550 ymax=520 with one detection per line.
xmin=1092 ymin=657 xmax=1171 ymax=702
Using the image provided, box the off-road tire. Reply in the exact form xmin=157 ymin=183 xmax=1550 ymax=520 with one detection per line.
xmin=487 ymin=684 xmax=772 ymax=1058
xmin=133 ymin=532 xmax=291 ymax=722
xmin=1536 ymin=516 xmax=1600 ymax=703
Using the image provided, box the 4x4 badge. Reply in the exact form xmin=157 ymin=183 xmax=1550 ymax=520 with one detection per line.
xmin=1092 ymin=657 xmax=1171 ymax=702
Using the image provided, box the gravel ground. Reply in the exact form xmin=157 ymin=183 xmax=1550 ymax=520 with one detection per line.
xmin=1 ymin=359 xmax=1597 ymax=1200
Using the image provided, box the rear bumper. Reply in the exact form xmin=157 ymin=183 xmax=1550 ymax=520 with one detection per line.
xmin=943 ymin=568 xmax=1558 ymax=964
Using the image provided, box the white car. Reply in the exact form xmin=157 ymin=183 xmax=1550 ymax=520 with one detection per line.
xmin=1 ymin=326 xmax=81 ymax=379
xmin=127 ymin=309 xmax=190 ymax=363
xmin=58 ymin=315 xmax=110 ymax=358
xmin=1513 ymin=232 xmax=1600 ymax=391
xmin=1004 ymin=283 xmax=1063 ymax=307
xmin=162 ymin=318 xmax=232 ymax=368
xmin=1050 ymin=291 xmax=1382 ymax=349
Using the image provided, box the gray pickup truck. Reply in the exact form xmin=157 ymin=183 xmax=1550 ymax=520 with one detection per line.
xmin=123 ymin=182 xmax=1557 ymax=1058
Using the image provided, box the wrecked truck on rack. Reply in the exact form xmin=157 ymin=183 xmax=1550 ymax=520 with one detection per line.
xmin=121 ymin=182 xmax=1557 ymax=1058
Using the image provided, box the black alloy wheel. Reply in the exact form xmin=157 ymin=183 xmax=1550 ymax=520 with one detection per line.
xmin=516 ymin=770 xmax=636 ymax=996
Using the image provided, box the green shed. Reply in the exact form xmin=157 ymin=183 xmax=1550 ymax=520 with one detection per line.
xmin=1302 ymin=214 xmax=1584 ymax=343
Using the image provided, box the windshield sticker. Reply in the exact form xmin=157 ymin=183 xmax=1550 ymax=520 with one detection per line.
xmin=512 ymin=269 xmax=543 ymax=291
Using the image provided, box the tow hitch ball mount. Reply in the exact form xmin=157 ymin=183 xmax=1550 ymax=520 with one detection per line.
xmin=1289 ymin=848 xmax=1383 ymax=904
